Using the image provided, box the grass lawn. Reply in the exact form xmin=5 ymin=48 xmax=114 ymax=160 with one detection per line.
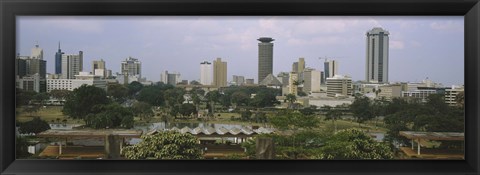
xmin=16 ymin=106 xmax=84 ymax=124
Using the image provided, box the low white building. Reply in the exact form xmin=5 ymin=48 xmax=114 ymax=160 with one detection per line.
xmin=326 ymin=75 xmax=353 ymax=97
xmin=47 ymin=72 xmax=107 ymax=92
xmin=308 ymin=97 xmax=355 ymax=108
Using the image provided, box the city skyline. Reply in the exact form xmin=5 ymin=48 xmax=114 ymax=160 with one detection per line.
xmin=17 ymin=16 xmax=464 ymax=86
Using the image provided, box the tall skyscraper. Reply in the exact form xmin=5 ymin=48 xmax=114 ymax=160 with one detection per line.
xmin=92 ymin=59 xmax=106 ymax=78
xmin=213 ymin=58 xmax=227 ymax=87
xmin=258 ymin=37 xmax=274 ymax=83
xmin=365 ymin=27 xmax=390 ymax=83
xmin=61 ymin=51 xmax=83 ymax=79
xmin=324 ymin=60 xmax=338 ymax=79
xmin=30 ymin=42 xmax=43 ymax=60
xmin=121 ymin=57 xmax=142 ymax=77
xmin=55 ymin=42 xmax=64 ymax=74
xmin=200 ymin=61 xmax=213 ymax=85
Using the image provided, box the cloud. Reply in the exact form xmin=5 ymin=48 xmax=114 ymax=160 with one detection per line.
xmin=390 ymin=40 xmax=405 ymax=50
xmin=430 ymin=21 xmax=463 ymax=31
xmin=39 ymin=17 xmax=104 ymax=33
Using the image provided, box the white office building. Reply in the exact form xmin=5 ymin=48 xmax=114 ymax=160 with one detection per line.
xmin=47 ymin=72 xmax=107 ymax=92
xmin=200 ymin=61 xmax=213 ymax=85
xmin=30 ymin=43 xmax=43 ymax=60
xmin=326 ymin=75 xmax=353 ymax=97
xmin=121 ymin=57 xmax=141 ymax=77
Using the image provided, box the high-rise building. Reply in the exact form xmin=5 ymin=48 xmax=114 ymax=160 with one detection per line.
xmin=92 ymin=59 xmax=106 ymax=78
xmin=326 ymin=75 xmax=353 ymax=97
xmin=160 ymin=70 xmax=181 ymax=86
xmin=15 ymin=44 xmax=47 ymax=93
xmin=121 ymin=57 xmax=141 ymax=77
xmin=200 ymin=61 xmax=213 ymax=85
xmin=258 ymin=37 xmax=274 ymax=83
xmin=55 ymin=42 xmax=64 ymax=74
xmin=303 ymin=68 xmax=321 ymax=93
xmin=365 ymin=27 xmax=390 ymax=83
xmin=292 ymin=57 xmax=305 ymax=73
xmin=26 ymin=58 xmax=47 ymax=79
xmin=324 ymin=60 xmax=338 ymax=79
xmin=30 ymin=42 xmax=43 ymax=60
xmin=288 ymin=72 xmax=298 ymax=96
xmin=61 ymin=51 xmax=83 ymax=79
xmin=292 ymin=57 xmax=306 ymax=82
xmin=15 ymin=58 xmax=27 ymax=78
xmin=232 ymin=75 xmax=245 ymax=86
xmin=213 ymin=58 xmax=227 ymax=87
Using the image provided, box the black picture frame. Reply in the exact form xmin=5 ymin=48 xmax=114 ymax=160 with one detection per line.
xmin=1 ymin=0 xmax=479 ymax=175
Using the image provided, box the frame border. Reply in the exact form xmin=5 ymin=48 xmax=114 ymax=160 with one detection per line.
xmin=1 ymin=0 xmax=479 ymax=175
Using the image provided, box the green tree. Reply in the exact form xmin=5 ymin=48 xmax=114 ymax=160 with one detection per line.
xmin=299 ymin=105 xmax=317 ymax=116
xmin=231 ymin=91 xmax=250 ymax=107
xmin=138 ymin=86 xmax=165 ymax=106
xmin=121 ymin=131 xmax=203 ymax=159
xmin=164 ymin=88 xmax=186 ymax=107
xmin=190 ymin=80 xmax=202 ymax=85
xmin=270 ymin=110 xmax=320 ymax=158
xmin=107 ymin=83 xmax=128 ymax=103
xmin=178 ymin=103 xmax=197 ymax=118
xmin=63 ymin=85 xmax=109 ymax=120
xmin=284 ymin=94 xmax=297 ymax=109
xmin=241 ymin=110 xmax=253 ymax=121
xmin=127 ymin=81 xmax=144 ymax=97
xmin=16 ymin=136 xmax=32 ymax=158
xmin=33 ymin=92 xmax=50 ymax=106
xmin=317 ymin=129 xmax=393 ymax=159
xmin=18 ymin=117 xmax=51 ymax=134
xmin=85 ymin=103 xmax=134 ymax=129
xmin=132 ymin=101 xmax=154 ymax=122
xmin=16 ymin=88 xmax=37 ymax=106
xmin=324 ymin=105 xmax=343 ymax=133
xmin=350 ymin=95 xmax=374 ymax=126
xmin=49 ymin=89 xmax=70 ymax=101
xmin=249 ymin=88 xmax=280 ymax=108
xmin=456 ymin=91 xmax=464 ymax=109
xmin=205 ymin=90 xmax=221 ymax=114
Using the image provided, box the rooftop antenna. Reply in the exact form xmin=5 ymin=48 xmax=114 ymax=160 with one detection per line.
xmin=35 ymin=40 xmax=39 ymax=47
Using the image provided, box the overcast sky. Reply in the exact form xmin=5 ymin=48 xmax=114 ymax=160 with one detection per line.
xmin=17 ymin=16 xmax=464 ymax=86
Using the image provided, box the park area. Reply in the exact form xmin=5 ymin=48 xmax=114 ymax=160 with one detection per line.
xmin=15 ymin=83 xmax=464 ymax=160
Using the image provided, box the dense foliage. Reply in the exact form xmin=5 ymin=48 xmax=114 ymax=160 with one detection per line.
xmin=85 ymin=103 xmax=134 ymax=129
xmin=316 ymin=129 xmax=393 ymax=159
xmin=122 ymin=131 xmax=203 ymax=159
xmin=17 ymin=117 xmax=51 ymax=134
xmin=62 ymin=85 xmax=110 ymax=119
xmin=383 ymin=94 xmax=464 ymax=145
